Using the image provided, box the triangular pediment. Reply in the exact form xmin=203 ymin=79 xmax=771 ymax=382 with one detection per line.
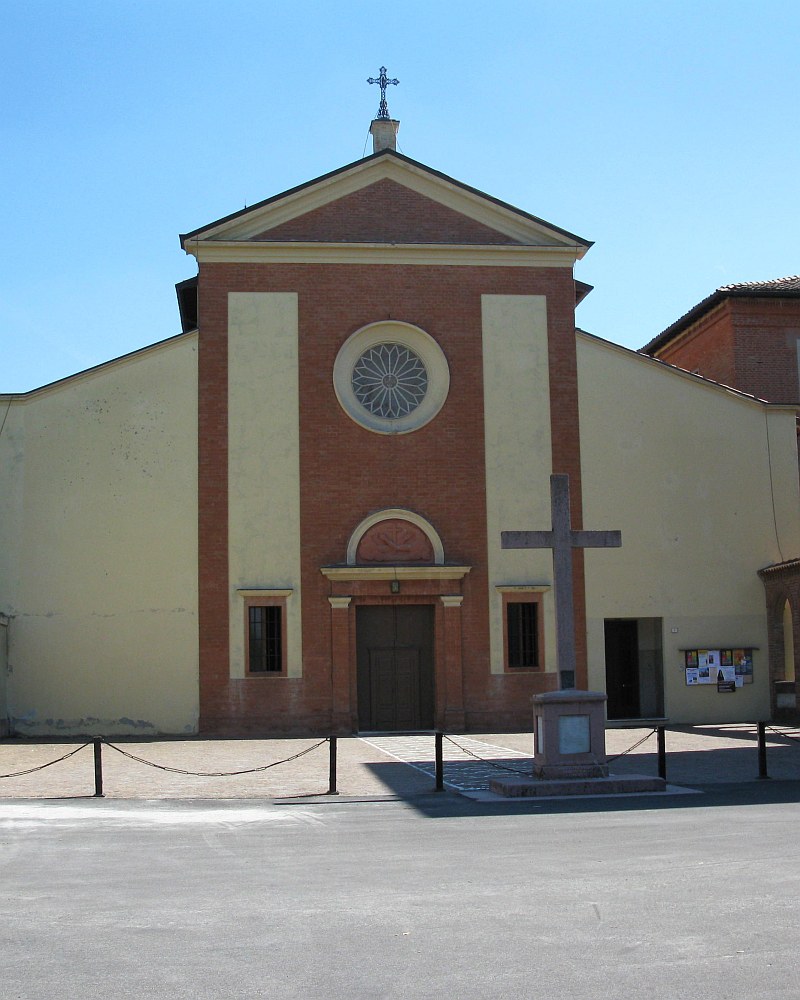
xmin=180 ymin=150 xmax=591 ymax=254
xmin=247 ymin=179 xmax=526 ymax=246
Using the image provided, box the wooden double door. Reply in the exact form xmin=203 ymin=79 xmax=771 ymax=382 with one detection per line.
xmin=356 ymin=605 xmax=435 ymax=731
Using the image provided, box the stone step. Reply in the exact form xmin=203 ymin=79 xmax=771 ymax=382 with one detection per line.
xmin=490 ymin=773 xmax=667 ymax=797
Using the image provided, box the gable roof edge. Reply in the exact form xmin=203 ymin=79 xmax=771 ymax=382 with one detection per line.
xmin=0 ymin=331 xmax=197 ymax=400
xmin=641 ymin=276 xmax=800 ymax=355
xmin=180 ymin=149 xmax=592 ymax=252
xmin=577 ymin=327 xmax=796 ymax=409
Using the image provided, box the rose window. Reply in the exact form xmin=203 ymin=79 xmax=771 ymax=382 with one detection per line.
xmin=351 ymin=343 xmax=428 ymax=418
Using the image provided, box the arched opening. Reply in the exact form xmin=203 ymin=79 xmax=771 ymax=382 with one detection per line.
xmin=346 ymin=508 xmax=445 ymax=566
xmin=783 ymin=598 xmax=796 ymax=682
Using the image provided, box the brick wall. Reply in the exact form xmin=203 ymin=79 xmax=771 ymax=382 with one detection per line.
xmin=733 ymin=299 xmax=800 ymax=404
xmin=758 ymin=563 xmax=800 ymax=719
xmin=198 ymin=260 xmax=582 ymax=734
xmin=656 ymin=303 xmax=737 ymax=387
xmin=251 ymin=179 xmax=522 ymax=245
xmin=656 ymin=298 xmax=800 ymax=403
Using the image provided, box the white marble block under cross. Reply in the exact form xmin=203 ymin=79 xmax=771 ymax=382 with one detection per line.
xmin=501 ymin=474 xmax=622 ymax=689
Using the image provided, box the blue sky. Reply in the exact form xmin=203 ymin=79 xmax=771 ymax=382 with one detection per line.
xmin=3 ymin=0 xmax=798 ymax=392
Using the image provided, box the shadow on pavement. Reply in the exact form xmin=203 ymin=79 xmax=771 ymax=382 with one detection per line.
xmin=350 ymin=752 xmax=800 ymax=819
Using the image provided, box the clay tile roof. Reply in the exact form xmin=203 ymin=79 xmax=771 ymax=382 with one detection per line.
xmin=641 ymin=275 xmax=800 ymax=355
xmin=758 ymin=557 xmax=800 ymax=577
xmin=718 ymin=275 xmax=800 ymax=293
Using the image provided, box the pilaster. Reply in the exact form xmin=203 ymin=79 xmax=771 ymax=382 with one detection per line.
xmin=329 ymin=597 xmax=354 ymax=733
xmin=440 ymin=595 xmax=466 ymax=730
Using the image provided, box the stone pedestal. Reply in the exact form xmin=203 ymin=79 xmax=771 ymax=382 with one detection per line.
xmin=370 ymin=118 xmax=399 ymax=152
xmin=490 ymin=688 xmax=666 ymax=798
xmin=533 ymin=689 xmax=608 ymax=779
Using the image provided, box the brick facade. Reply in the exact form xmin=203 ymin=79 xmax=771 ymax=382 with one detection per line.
xmin=197 ymin=256 xmax=582 ymax=734
xmin=647 ymin=291 xmax=800 ymax=404
xmin=186 ymin=147 xmax=593 ymax=736
xmin=758 ymin=561 xmax=800 ymax=719
xmin=252 ymin=178 xmax=523 ymax=245
xmin=654 ymin=303 xmax=737 ymax=388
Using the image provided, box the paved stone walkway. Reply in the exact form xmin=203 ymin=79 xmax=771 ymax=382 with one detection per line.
xmin=1 ymin=724 xmax=799 ymax=799
xmin=362 ymin=733 xmax=532 ymax=791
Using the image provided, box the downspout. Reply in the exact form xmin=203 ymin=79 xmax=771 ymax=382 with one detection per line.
xmin=0 ymin=614 xmax=9 ymax=737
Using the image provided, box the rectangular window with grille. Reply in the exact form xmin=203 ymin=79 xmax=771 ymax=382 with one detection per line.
xmin=506 ymin=600 xmax=539 ymax=669
xmin=248 ymin=605 xmax=283 ymax=673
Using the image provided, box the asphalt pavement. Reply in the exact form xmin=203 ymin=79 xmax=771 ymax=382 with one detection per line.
xmin=2 ymin=781 xmax=800 ymax=999
xmin=2 ymin=726 xmax=800 ymax=998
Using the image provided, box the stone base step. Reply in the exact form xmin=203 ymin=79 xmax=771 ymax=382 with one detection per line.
xmin=489 ymin=773 xmax=667 ymax=798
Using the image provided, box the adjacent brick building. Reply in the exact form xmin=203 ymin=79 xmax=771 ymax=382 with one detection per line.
xmin=641 ymin=276 xmax=800 ymax=403
xmin=642 ymin=277 xmax=800 ymax=717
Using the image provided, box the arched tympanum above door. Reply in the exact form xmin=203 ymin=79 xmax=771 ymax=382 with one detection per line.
xmin=346 ymin=508 xmax=445 ymax=565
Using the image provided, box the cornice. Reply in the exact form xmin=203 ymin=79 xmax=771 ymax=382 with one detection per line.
xmin=184 ymin=240 xmax=580 ymax=268
xmin=236 ymin=588 xmax=294 ymax=598
xmin=320 ymin=565 xmax=471 ymax=582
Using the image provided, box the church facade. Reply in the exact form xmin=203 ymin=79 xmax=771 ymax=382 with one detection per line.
xmin=2 ymin=128 xmax=798 ymax=737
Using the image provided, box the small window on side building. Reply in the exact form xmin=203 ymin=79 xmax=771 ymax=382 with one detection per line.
xmin=506 ymin=600 xmax=540 ymax=669
xmin=248 ymin=605 xmax=284 ymax=674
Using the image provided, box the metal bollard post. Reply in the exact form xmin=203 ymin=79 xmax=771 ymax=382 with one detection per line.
xmin=757 ymin=721 xmax=769 ymax=779
xmin=434 ymin=732 xmax=444 ymax=792
xmin=657 ymin=726 xmax=667 ymax=781
xmin=327 ymin=736 xmax=339 ymax=795
xmin=93 ymin=738 xmax=104 ymax=797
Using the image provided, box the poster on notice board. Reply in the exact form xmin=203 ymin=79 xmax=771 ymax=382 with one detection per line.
xmin=685 ymin=649 xmax=753 ymax=687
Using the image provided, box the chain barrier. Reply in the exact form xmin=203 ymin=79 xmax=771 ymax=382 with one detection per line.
xmin=767 ymin=725 xmax=800 ymax=747
xmin=441 ymin=728 xmax=658 ymax=778
xmin=5 ymin=725 xmax=785 ymax=795
xmin=441 ymin=734 xmax=532 ymax=777
xmin=0 ymin=737 xmax=332 ymax=796
xmin=0 ymin=742 xmax=92 ymax=779
xmin=606 ymin=728 xmax=658 ymax=762
xmin=100 ymin=736 xmax=329 ymax=777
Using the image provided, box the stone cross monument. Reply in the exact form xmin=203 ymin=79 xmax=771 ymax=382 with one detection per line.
xmin=493 ymin=478 xmax=666 ymax=796
xmin=501 ymin=474 xmax=621 ymax=688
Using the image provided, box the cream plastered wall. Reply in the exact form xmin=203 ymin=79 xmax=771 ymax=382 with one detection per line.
xmin=577 ymin=332 xmax=800 ymax=723
xmin=482 ymin=294 xmax=556 ymax=673
xmin=0 ymin=398 xmax=24 ymax=732
xmin=0 ymin=620 xmax=8 ymax=732
xmin=228 ymin=293 xmax=302 ymax=678
xmin=0 ymin=335 xmax=199 ymax=734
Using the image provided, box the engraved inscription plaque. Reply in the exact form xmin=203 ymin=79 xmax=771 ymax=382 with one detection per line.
xmin=558 ymin=714 xmax=590 ymax=755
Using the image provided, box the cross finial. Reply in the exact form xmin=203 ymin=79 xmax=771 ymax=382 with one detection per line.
xmin=367 ymin=65 xmax=399 ymax=120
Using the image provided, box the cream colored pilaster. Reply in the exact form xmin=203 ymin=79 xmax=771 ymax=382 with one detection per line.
xmin=228 ymin=292 xmax=302 ymax=678
xmin=482 ymin=295 xmax=555 ymax=674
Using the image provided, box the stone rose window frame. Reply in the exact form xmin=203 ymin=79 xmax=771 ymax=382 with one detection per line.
xmin=333 ymin=320 xmax=450 ymax=434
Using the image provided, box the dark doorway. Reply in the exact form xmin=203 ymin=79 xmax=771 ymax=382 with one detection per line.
xmin=604 ymin=617 xmax=664 ymax=720
xmin=605 ymin=619 xmax=640 ymax=719
xmin=356 ymin=605 xmax=435 ymax=731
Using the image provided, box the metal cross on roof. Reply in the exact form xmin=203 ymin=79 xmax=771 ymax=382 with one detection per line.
xmin=367 ymin=65 xmax=399 ymax=120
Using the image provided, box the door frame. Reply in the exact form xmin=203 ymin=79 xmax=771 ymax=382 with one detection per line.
xmin=604 ymin=617 xmax=665 ymax=720
xmin=325 ymin=581 xmax=468 ymax=734
xmin=356 ymin=604 xmax=435 ymax=732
